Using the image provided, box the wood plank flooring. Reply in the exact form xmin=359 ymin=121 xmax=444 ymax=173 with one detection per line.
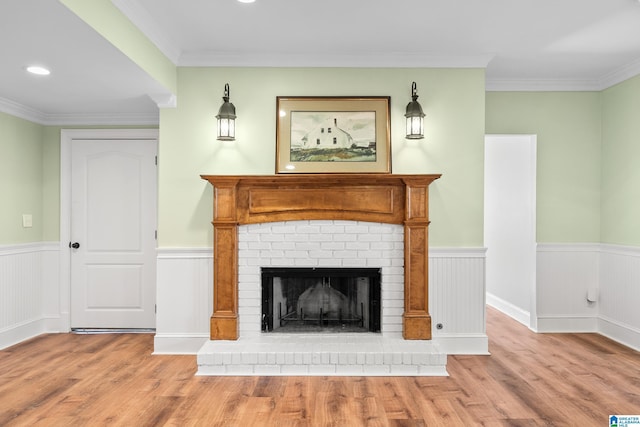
xmin=1 ymin=307 xmax=639 ymax=426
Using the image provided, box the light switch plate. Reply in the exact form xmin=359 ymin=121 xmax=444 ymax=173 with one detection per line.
xmin=22 ymin=214 xmax=33 ymax=228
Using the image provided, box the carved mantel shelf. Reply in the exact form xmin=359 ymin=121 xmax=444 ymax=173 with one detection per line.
xmin=201 ymin=173 xmax=441 ymax=340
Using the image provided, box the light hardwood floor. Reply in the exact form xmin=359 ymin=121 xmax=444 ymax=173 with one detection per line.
xmin=1 ymin=307 xmax=639 ymax=426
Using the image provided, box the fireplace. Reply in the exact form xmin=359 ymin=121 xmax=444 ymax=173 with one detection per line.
xmin=261 ymin=267 xmax=381 ymax=333
xmin=201 ymin=174 xmax=441 ymax=341
xmin=198 ymin=174 xmax=446 ymax=376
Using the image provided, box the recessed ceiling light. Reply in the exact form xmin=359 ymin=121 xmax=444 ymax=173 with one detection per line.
xmin=237 ymin=0 xmax=255 ymax=3
xmin=26 ymin=66 xmax=51 ymax=76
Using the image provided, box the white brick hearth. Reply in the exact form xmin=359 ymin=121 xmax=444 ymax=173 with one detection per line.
xmin=197 ymin=334 xmax=447 ymax=376
xmin=196 ymin=220 xmax=448 ymax=376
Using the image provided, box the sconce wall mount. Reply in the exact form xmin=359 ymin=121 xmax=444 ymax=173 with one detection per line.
xmin=216 ymin=83 xmax=236 ymax=141
xmin=405 ymin=81 xmax=425 ymax=140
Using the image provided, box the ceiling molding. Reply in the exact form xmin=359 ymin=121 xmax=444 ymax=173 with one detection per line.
xmin=597 ymin=57 xmax=640 ymax=90
xmin=178 ymin=51 xmax=495 ymax=69
xmin=0 ymin=97 xmax=47 ymax=123
xmin=41 ymin=112 xmax=159 ymax=126
xmin=0 ymin=96 xmax=158 ymax=126
xmin=111 ymin=0 xmax=181 ymax=64
xmin=485 ymin=78 xmax=603 ymax=92
xmin=487 ymin=57 xmax=640 ymax=92
xmin=148 ymin=93 xmax=177 ymax=109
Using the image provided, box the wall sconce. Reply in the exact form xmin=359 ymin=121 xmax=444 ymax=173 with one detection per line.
xmin=405 ymin=82 xmax=425 ymax=139
xmin=216 ymin=83 xmax=236 ymax=141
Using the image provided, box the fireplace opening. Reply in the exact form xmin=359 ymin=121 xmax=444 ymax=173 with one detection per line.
xmin=261 ymin=267 xmax=381 ymax=333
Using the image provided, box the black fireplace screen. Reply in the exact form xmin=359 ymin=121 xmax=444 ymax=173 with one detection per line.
xmin=261 ymin=267 xmax=381 ymax=333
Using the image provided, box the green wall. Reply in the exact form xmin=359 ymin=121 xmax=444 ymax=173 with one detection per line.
xmin=0 ymin=112 xmax=44 ymax=244
xmin=159 ymin=67 xmax=486 ymax=248
xmin=601 ymin=75 xmax=640 ymax=245
xmin=0 ymin=120 xmax=157 ymax=245
xmin=8 ymin=67 xmax=637 ymax=248
xmin=485 ymin=92 xmax=602 ymax=243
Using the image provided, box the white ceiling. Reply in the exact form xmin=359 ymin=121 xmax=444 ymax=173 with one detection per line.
xmin=2 ymin=0 xmax=640 ymax=125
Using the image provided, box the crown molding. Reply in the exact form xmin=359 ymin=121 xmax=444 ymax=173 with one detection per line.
xmin=179 ymin=51 xmax=495 ymax=69
xmin=487 ymin=57 xmax=640 ymax=92
xmin=110 ymin=0 xmax=181 ymax=64
xmin=0 ymin=97 xmax=47 ymax=123
xmin=598 ymin=57 xmax=640 ymax=90
xmin=148 ymin=93 xmax=177 ymax=109
xmin=0 ymin=96 xmax=159 ymax=126
xmin=485 ymin=77 xmax=603 ymax=92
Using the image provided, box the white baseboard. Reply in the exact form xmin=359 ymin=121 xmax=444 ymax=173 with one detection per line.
xmin=153 ymin=333 xmax=210 ymax=355
xmin=434 ymin=334 xmax=489 ymax=355
xmin=0 ymin=318 xmax=46 ymax=350
xmin=598 ymin=315 xmax=640 ymax=352
xmin=536 ymin=315 xmax=598 ymax=333
xmin=486 ymin=292 xmax=531 ymax=328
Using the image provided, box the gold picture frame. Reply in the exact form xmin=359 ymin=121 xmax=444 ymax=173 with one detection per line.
xmin=276 ymin=96 xmax=391 ymax=174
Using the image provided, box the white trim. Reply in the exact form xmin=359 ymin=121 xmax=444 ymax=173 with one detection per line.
xmin=180 ymin=51 xmax=495 ymax=68
xmin=0 ymin=96 xmax=159 ymax=125
xmin=537 ymin=242 xmax=602 ymax=252
xmin=0 ymin=319 xmax=47 ymax=350
xmin=598 ymin=315 xmax=640 ymax=352
xmin=0 ymin=243 xmax=62 ymax=349
xmin=147 ymin=93 xmax=177 ymax=109
xmin=486 ymin=78 xmax=602 ymax=92
xmin=153 ymin=333 xmax=209 ymax=355
xmin=433 ymin=334 xmax=490 ymax=355
xmin=486 ymin=292 xmax=532 ymax=330
xmin=600 ymin=243 xmax=640 ymax=257
xmin=0 ymin=97 xmax=47 ymax=124
xmin=156 ymin=247 xmax=213 ymax=259
xmin=0 ymin=241 xmax=58 ymax=256
xmin=597 ymin=57 xmax=640 ymax=91
xmin=486 ymin=59 xmax=640 ymax=92
xmin=536 ymin=315 xmax=598 ymax=333
xmin=430 ymin=247 xmax=487 ymax=258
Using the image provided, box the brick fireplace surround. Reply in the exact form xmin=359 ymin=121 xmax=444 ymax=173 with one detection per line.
xmin=199 ymin=174 xmax=445 ymax=375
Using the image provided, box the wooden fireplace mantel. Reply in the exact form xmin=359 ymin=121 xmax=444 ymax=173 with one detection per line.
xmin=201 ymin=173 xmax=441 ymax=340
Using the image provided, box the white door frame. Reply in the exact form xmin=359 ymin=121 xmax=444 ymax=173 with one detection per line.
xmin=59 ymin=129 xmax=159 ymax=331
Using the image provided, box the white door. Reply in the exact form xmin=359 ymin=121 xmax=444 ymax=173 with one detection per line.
xmin=70 ymin=139 xmax=157 ymax=329
xmin=484 ymin=134 xmax=537 ymax=330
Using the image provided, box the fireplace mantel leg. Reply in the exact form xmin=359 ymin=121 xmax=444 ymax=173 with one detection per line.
xmin=211 ymin=223 xmax=238 ymax=340
xmin=403 ymin=224 xmax=431 ymax=339
xmin=210 ymin=179 xmax=240 ymax=340
xmin=402 ymin=179 xmax=432 ymax=340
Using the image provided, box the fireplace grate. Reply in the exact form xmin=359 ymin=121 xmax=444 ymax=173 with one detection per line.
xmin=262 ymin=267 xmax=381 ymax=333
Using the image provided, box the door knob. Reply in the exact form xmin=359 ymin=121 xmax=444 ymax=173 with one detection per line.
xmin=69 ymin=242 xmax=80 ymax=249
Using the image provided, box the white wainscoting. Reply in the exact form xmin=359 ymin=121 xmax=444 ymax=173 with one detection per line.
xmin=6 ymin=243 xmax=638 ymax=354
xmin=0 ymin=242 xmax=60 ymax=349
xmin=599 ymin=244 xmax=640 ymax=351
xmin=154 ymin=245 xmax=489 ymax=355
xmin=154 ymin=248 xmax=212 ymax=354
xmin=535 ymin=244 xmax=600 ymax=333
xmin=430 ymin=248 xmax=489 ymax=355
xmin=533 ymin=243 xmax=640 ymax=351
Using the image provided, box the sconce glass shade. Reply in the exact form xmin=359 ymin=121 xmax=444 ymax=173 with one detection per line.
xmin=216 ymin=83 xmax=236 ymax=141
xmin=405 ymin=82 xmax=425 ymax=139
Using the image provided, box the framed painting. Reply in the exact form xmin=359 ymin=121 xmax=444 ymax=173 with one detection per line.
xmin=276 ymin=96 xmax=391 ymax=173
